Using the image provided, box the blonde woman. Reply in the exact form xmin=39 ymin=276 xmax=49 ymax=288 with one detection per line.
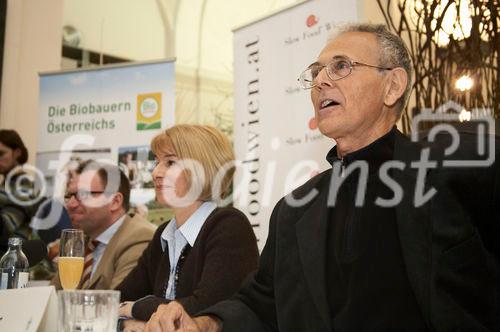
xmin=116 ymin=125 xmax=259 ymax=330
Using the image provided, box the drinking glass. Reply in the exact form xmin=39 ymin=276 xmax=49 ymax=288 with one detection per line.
xmin=58 ymin=229 xmax=85 ymax=290
xmin=58 ymin=290 xmax=120 ymax=332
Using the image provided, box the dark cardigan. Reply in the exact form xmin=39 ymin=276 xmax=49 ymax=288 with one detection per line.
xmin=116 ymin=206 xmax=259 ymax=321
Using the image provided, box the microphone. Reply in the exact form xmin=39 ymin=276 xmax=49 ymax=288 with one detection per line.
xmin=23 ymin=239 xmax=49 ymax=267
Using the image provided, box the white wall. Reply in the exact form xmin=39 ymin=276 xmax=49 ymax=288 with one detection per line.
xmin=63 ymin=0 xmax=165 ymax=61
xmin=174 ymin=0 xmax=304 ymax=127
xmin=0 ymin=0 xmax=64 ymax=165
xmin=176 ymin=0 xmax=303 ymax=81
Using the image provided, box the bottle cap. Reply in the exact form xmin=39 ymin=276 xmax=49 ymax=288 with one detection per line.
xmin=7 ymin=237 xmax=23 ymax=246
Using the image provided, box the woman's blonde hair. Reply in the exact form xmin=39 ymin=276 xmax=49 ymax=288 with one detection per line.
xmin=151 ymin=124 xmax=235 ymax=201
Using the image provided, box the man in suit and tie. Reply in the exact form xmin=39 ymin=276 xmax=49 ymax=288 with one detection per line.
xmin=144 ymin=23 xmax=499 ymax=332
xmin=55 ymin=159 xmax=155 ymax=290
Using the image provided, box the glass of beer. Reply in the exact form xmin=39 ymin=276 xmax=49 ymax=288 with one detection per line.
xmin=59 ymin=229 xmax=85 ymax=290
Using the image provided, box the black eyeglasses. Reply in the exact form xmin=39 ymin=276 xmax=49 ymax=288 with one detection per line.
xmin=64 ymin=190 xmax=106 ymax=203
xmin=297 ymin=56 xmax=394 ymax=89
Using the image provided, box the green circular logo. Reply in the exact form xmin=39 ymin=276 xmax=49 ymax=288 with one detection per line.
xmin=140 ymin=97 xmax=158 ymax=118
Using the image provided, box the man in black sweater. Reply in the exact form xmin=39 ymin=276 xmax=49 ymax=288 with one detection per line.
xmin=145 ymin=24 xmax=499 ymax=332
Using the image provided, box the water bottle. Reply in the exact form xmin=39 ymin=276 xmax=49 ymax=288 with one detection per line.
xmin=0 ymin=237 xmax=29 ymax=289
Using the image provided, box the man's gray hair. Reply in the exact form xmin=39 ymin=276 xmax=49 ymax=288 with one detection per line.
xmin=330 ymin=23 xmax=413 ymax=118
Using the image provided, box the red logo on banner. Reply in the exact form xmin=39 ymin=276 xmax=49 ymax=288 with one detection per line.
xmin=308 ymin=117 xmax=318 ymax=130
xmin=306 ymin=15 xmax=318 ymax=27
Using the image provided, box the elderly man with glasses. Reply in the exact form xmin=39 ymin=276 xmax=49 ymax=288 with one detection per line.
xmin=53 ymin=160 xmax=156 ymax=290
xmin=145 ymin=24 xmax=500 ymax=332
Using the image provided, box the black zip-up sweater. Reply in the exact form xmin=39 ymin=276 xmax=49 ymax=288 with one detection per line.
xmin=326 ymin=128 xmax=426 ymax=330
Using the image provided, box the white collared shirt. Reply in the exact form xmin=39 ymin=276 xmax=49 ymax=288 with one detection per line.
xmin=92 ymin=214 xmax=126 ymax=277
xmin=160 ymin=201 xmax=217 ymax=299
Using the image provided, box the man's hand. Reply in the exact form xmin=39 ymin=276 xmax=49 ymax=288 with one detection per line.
xmin=144 ymin=302 xmax=222 ymax=332
xmin=123 ymin=319 xmax=146 ymax=332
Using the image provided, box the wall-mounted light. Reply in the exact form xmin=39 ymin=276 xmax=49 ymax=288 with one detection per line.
xmin=409 ymin=0 xmax=475 ymax=47
xmin=455 ymin=75 xmax=473 ymax=92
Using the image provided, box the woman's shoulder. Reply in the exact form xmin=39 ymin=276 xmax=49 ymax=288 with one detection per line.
xmin=201 ymin=206 xmax=255 ymax=237
xmin=207 ymin=206 xmax=249 ymax=224
xmin=196 ymin=205 xmax=258 ymax=252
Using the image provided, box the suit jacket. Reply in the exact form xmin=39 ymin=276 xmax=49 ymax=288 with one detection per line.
xmin=203 ymin=130 xmax=500 ymax=331
xmin=54 ymin=214 xmax=156 ymax=290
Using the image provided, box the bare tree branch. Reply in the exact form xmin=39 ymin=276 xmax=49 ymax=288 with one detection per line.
xmin=377 ymin=0 xmax=498 ymax=131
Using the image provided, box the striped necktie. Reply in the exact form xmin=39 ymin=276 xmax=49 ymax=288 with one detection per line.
xmin=79 ymin=240 xmax=99 ymax=289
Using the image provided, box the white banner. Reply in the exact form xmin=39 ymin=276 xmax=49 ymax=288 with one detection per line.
xmin=233 ymin=0 xmax=358 ymax=248
xmin=36 ymin=60 xmax=175 ymax=205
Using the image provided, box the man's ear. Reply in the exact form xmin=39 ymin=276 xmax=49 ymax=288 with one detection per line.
xmin=383 ymin=68 xmax=408 ymax=108
xmin=110 ymin=192 xmax=124 ymax=212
